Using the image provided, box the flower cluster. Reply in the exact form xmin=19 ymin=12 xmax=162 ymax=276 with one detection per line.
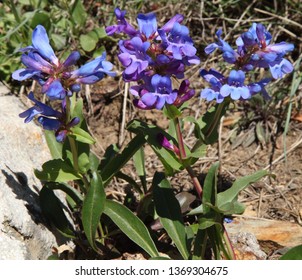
xmin=201 ymin=23 xmax=294 ymax=103
xmin=12 ymin=25 xmax=116 ymax=142
xmin=106 ymin=8 xmax=199 ymax=109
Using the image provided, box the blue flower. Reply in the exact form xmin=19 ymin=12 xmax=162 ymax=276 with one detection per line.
xmin=70 ymin=52 xmax=116 ymax=84
xmin=19 ymin=92 xmax=80 ymax=143
xmin=205 ymin=29 xmax=238 ymax=64
xmin=137 ymin=12 xmax=158 ymax=39
xmin=236 ymin=23 xmax=294 ymax=77
xmin=200 ymin=69 xmax=271 ymax=103
xmin=19 ymin=92 xmax=62 ymax=123
xmin=12 ymin=25 xmax=116 ymax=100
xmin=205 ymin=23 xmax=294 ymax=79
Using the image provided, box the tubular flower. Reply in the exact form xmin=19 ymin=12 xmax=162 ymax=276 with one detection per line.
xmin=106 ymin=8 xmax=199 ymax=109
xmin=205 ymin=23 xmax=294 ymax=78
xmin=19 ymin=92 xmax=80 ymax=143
xmin=12 ymin=25 xmax=116 ymax=100
xmin=200 ymin=69 xmax=271 ymax=103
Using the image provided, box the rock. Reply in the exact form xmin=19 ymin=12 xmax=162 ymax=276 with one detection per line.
xmin=0 ymin=87 xmax=65 ymax=259
xmin=230 ymin=232 xmax=267 ymax=260
xmin=225 ymin=216 xmax=302 ymax=248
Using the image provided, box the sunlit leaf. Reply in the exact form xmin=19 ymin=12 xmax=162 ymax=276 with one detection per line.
xmin=153 ymin=172 xmax=189 ymax=259
xmin=34 ymin=159 xmax=81 ymax=182
xmin=103 ymin=199 xmax=159 ymax=258
xmin=82 ymin=171 xmax=105 ymax=251
xmin=280 ymin=245 xmax=302 ymax=260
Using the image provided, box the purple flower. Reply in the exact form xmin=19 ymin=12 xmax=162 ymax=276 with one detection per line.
xmin=12 ymin=25 xmax=116 ymax=100
xmin=117 ymin=38 xmax=151 ymax=81
xmin=131 ymin=75 xmax=177 ymax=110
xmin=157 ymin=133 xmax=180 ymax=156
xmin=107 ymin=8 xmax=199 ymax=110
xmin=105 ymin=8 xmax=137 ymax=37
xmin=19 ymin=92 xmax=80 ymax=143
xmin=173 ymin=80 xmax=195 ymax=107
xmin=159 ymin=22 xmax=200 ymax=65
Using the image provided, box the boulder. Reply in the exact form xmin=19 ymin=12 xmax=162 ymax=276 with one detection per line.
xmin=0 ymin=86 xmax=64 ymax=259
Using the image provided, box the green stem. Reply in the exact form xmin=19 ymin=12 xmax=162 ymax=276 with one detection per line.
xmin=174 ymin=117 xmax=203 ymax=198
xmin=222 ymin=225 xmax=236 ymax=260
xmin=68 ymin=135 xmax=79 ymax=172
xmin=204 ymin=101 xmax=228 ymax=140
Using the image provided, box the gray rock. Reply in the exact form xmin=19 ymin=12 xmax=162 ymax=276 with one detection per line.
xmin=0 ymin=86 xmax=66 ymax=259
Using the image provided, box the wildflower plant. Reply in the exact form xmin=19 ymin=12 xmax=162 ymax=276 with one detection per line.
xmin=12 ymin=9 xmax=294 ymax=260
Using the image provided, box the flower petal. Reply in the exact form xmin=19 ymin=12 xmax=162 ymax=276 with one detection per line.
xmin=32 ymin=25 xmax=59 ymax=65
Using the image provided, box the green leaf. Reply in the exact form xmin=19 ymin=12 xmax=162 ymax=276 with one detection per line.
xmin=127 ymin=119 xmax=182 ymax=175
xmin=103 ymin=199 xmax=159 ymax=258
xmin=101 ymin=134 xmax=146 ymax=185
xmin=94 ymin=27 xmax=107 ymax=39
xmin=153 ymin=172 xmax=189 ymax=259
xmin=133 ymin=147 xmax=147 ymax=193
xmin=34 ymin=159 xmax=81 ymax=182
xmin=192 ymin=228 xmax=207 ymax=260
xmin=82 ymin=171 xmax=106 ymax=251
xmin=203 ymin=162 xmax=219 ymax=214
xmin=70 ymin=127 xmax=96 ymax=144
xmin=163 ymin=105 xmax=182 ymax=120
xmin=39 ymin=185 xmax=75 ymax=238
xmin=44 ymin=130 xmax=62 ymax=159
xmin=217 ymin=170 xmax=269 ymax=212
xmin=133 ymin=147 xmax=145 ymax=177
xmin=71 ymin=0 xmax=87 ymax=27
xmin=30 ymin=11 xmax=50 ymax=30
xmin=198 ymin=212 xmax=222 ymax=230
xmin=197 ymin=102 xmax=229 ymax=144
xmin=280 ymin=245 xmax=302 ymax=260
xmin=89 ymin=151 xmax=100 ymax=172
xmin=187 ymin=204 xmax=203 ymax=215
xmin=80 ymin=31 xmax=98 ymax=52
xmin=51 ymin=34 xmax=66 ymax=50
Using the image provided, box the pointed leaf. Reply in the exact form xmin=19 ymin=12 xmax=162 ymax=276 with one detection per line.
xmin=153 ymin=172 xmax=189 ymax=259
xmin=203 ymin=162 xmax=219 ymax=214
xmin=280 ymin=245 xmax=302 ymax=260
xmin=82 ymin=171 xmax=105 ymax=251
xmin=70 ymin=127 xmax=95 ymax=144
xmin=196 ymin=102 xmax=228 ymax=144
xmin=34 ymin=159 xmax=81 ymax=182
xmin=217 ymin=170 xmax=269 ymax=210
xmin=127 ymin=119 xmax=182 ymax=175
xmin=71 ymin=0 xmax=87 ymax=26
xmin=101 ymin=134 xmax=146 ymax=185
xmin=39 ymin=185 xmax=75 ymax=238
xmin=103 ymin=200 xmax=159 ymax=258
